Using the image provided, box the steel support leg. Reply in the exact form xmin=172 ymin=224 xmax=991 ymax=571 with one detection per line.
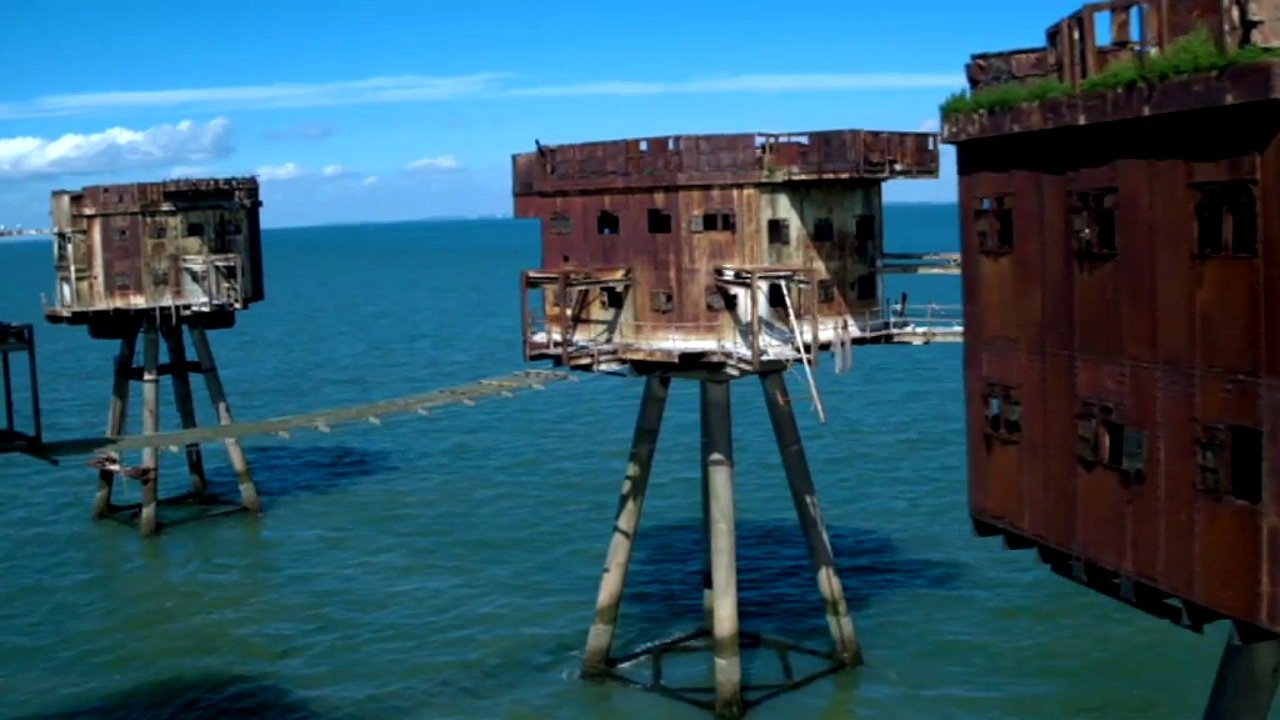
xmin=162 ymin=326 xmax=208 ymax=495
xmin=700 ymin=381 xmax=715 ymax=631
xmin=703 ymin=379 xmax=742 ymax=718
xmin=1203 ymin=623 xmax=1280 ymax=720
xmin=189 ymin=326 xmax=261 ymax=514
xmin=95 ymin=330 xmax=138 ymax=520
xmin=138 ymin=325 xmax=161 ymax=537
xmin=760 ymin=370 xmax=862 ymax=666
xmin=582 ymin=374 xmax=671 ymax=676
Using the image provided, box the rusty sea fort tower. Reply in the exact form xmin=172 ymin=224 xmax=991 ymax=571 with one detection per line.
xmin=513 ymin=129 xmax=956 ymax=715
xmin=946 ymin=1 xmax=1280 ymax=717
xmin=43 ymin=177 xmax=268 ymax=537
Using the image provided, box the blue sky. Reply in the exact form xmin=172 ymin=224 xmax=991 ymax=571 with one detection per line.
xmin=0 ymin=0 xmax=1081 ymax=228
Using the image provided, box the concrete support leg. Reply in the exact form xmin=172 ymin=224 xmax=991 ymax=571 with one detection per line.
xmin=189 ymin=326 xmax=261 ymax=514
xmin=1203 ymin=623 xmax=1280 ymax=720
xmin=138 ymin=325 xmax=161 ymax=537
xmin=703 ymin=379 xmax=742 ymax=718
xmin=162 ymin=326 xmax=208 ymax=495
xmin=582 ymin=374 xmax=671 ymax=676
xmin=760 ymin=370 xmax=862 ymax=667
xmin=95 ymin=330 xmax=138 ymax=520
xmin=700 ymin=381 xmax=714 ymax=631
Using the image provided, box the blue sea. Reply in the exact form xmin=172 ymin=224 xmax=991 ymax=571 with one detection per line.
xmin=0 ymin=205 xmax=1256 ymax=719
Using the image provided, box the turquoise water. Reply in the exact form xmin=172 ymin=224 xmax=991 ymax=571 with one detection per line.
xmin=0 ymin=205 xmax=1255 ymax=719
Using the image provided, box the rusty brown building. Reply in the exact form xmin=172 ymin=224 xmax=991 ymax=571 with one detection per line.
xmin=946 ymin=0 xmax=1280 ymax=642
xmin=45 ymin=177 xmax=265 ymax=338
xmin=512 ymin=130 xmax=939 ymax=375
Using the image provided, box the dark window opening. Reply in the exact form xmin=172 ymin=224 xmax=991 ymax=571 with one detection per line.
xmin=150 ymin=225 xmax=167 ymax=240
xmin=817 ymin=279 xmax=836 ymax=304
xmin=813 ymin=217 xmax=835 ymax=243
xmin=855 ymin=273 xmax=877 ymax=301
xmin=597 ymin=210 xmax=620 ymax=236
xmin=853 ymin=214 xmax=876 ymax=262
xmin=1076 ymin=402 xmax=1145 ymax=482
xmin=647 ymin=209 xmax=673 ymax=234
xmin=983 ymin=384 xmax=1023 ymax=444
xmin=1070 ymin=189 xmax=1118 ymax=258
xmin=601 ymin=286 xmax=625 ymax=309
xmin=650 ymin=289 xmax=674 ymax=314
xmin=767 ymin=282 xmax=788 ymax=310
xmin=113 ymin=272 xmax=132 ymax=291
xmin=694 ymin=211 xmax=737 ymax=233
xmin=187 ymin=222 xmax=205 ymax=238
xmin=975 ymin=195 xmax=1013 ymax=254
xmin=117 ymin=229 xmax=128 ymax=240
xmin=1231 ymin=425 xmax=1263 ymax=505
xmin=1197 ymin=424 xmax=1263 ymax=505
xmin=767 ymin=218 xmax=791 ymax=246
xmin=150 ymin=267 xmax=169 ymax=287
xmin=549 ymin=213 xmax=572 ymax=235
xmin=1196 ymin=182 xmax=1258 ymax=258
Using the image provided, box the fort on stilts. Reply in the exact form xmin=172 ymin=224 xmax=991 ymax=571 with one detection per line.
xmin=42 ymin=178 xmax=268 ymax=536
xmin=512 ymin=128 xmax=952 ymax=715
xmin=945 ymin=1 xmax=1280 ymax=717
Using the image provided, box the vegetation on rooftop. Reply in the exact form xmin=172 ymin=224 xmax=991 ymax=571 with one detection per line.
xmin=940 ymin=28 xmax=1280 ymax=120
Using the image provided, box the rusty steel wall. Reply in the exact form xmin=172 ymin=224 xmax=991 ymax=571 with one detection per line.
xmin=514 ymin=129 xmax=936 ymax=370
xmin=955 ymin=94 xmax=1280 ymax=632
xmin=517 ymin=182 xmax=884 ymax=354
xmin=47 ymin=177 xmax=264 ymax=328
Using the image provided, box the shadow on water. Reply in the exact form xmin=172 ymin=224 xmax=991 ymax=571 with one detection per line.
xmin=13 ymin=673 xmax=354 ymax=720
xmin=202 ymin=444 xmax=399 ymax=499
xmin=618 ymin=519 xmax=963 ymax=643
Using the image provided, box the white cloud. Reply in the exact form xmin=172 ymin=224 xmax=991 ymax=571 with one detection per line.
xmin=256 ymin=162 xmax=303 ymax=181
xmin=0 ymin=72 xmax=963 ymax=119
xmin=362 ymin=176 xmax=378 ymax=186
xmin=322 ymin=164 xmax=347 ymax=177
xmin=406 ymin=155 xmax=459 ymax=171
xmin=0 ymin=117 xmax=231 ymax=179
xmin=0 ymin=74 xmax=511 ymax=119
xmin=918 ymin=118 xmax=941 ymax=132
xmin=508 ymin=73 xmax=966 ymax=98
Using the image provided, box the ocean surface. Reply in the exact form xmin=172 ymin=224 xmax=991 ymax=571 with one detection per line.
xmin=0 ymin=205 xmax=1258 ymax=719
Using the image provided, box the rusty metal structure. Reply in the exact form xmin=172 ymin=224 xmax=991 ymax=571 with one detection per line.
xmin=46 ymin=177 xmax=264 ymax=337
xmin=945 ymin=1 xmax=1280 ymax=717
xmin=514 ymin=129 xmax=944 ymax=717
xmin=514 ymin=129 xmax=950 ymax=379
xmin=0 ymin=322 xmax=44 ymax=460
xmin=44 ymin=177 xmax=267 ymax=537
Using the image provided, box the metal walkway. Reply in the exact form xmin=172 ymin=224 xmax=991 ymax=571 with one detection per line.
xmin=28 ymin=369 xmax=575 ymax=461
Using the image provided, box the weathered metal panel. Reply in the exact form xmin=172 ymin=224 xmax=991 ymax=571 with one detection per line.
xmin=1118 ymin=159 xmax=1157 ymax=365
xmin=1158 ymin=367 xmax=1198 ymax=600
xmin=1126 ymin=363 xmax=1162 ymax=582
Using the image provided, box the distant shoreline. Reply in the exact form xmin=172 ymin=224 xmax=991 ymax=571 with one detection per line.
xmin=0 ymin=202 xmax=961 ymax=240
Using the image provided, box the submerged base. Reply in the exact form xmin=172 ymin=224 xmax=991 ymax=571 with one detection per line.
xmin=590 ymin=628 xmax=848 ymax=717
xmin=99 ymin=490 xmax=248 ymax=533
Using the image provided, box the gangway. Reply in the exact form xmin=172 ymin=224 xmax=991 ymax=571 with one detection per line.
xmin=18 ymin=369 xmax=575 ymax=462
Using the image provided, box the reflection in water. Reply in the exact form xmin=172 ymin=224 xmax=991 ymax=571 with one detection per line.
xmin=15 ymin=673 xmax=349 ymax=720
xmin=619 ymin=519 xmax=962 ymax=644
xmin=203 ymin=444 xmax=399 ymax=499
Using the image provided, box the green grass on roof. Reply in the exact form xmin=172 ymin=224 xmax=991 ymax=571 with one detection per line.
xmin=941 ymin=27 xmax=1280 ymax=120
